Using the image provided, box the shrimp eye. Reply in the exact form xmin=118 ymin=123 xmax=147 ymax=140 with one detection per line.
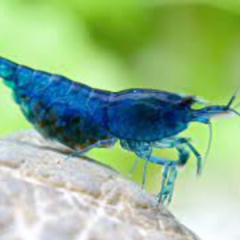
xmin=180 ymin=96 xmax=195 ymax=107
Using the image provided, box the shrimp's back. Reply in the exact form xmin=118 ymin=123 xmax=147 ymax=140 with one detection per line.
xmin=0 ymin=57 xmax=113 ymax=149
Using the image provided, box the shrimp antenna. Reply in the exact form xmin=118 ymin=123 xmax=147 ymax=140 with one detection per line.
xmin=203 ymin=122 xmax=213 ymax=168
xmin=226 ymin=85 xmax=240 ymax=109
xmin=231 ymin=109 xmax=240 ymax=118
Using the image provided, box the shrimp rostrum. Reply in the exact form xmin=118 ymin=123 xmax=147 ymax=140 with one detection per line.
xmin=1 ymin=56 xmax=239 ymax=204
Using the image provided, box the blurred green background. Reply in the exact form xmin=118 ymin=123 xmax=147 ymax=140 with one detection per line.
xmin=1 ymin=1 xmax=240 ymax=239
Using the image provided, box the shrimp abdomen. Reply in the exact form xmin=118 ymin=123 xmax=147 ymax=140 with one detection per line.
xmin=0 ymin=56 xmax=114 ymax=150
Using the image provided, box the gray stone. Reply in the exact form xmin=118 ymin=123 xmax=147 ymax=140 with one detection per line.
xmin=0 ymin=131 xmax=200 ymax=240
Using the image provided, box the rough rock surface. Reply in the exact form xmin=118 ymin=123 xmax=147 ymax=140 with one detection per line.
xmin=0 ymin=131 xmax=200 ymax=240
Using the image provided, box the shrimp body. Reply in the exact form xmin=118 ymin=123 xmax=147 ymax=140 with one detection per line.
xmin=107 ymin=89 xmax=192 ymax=142
xmin=0 ymin=57 xmax=113 ymax=150
xmin=1 ymin=56 xmax=238 ymax=204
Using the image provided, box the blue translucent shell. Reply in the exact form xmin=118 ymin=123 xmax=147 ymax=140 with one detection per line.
xmin=107 ymin=89 xmax=192 ymax=141
xmin=0 ymin=57 xmax=113 ymax=149
xmin=0 ymin=57 xmax=196 ymax=148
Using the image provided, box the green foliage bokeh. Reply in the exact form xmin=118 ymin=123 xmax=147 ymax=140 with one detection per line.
xmin=1 ymin=2 xmax=240 ymax=238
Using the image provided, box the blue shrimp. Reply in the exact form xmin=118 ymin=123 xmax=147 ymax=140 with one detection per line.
xmin=1 ymin=56 xmax=239 ymax=204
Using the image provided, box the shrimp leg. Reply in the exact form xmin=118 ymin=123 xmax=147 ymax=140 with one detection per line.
xmin=129 ymin=157 xmax=141 ymax=175
xmin=120 ymin=137 xmax=202 ymax=203
xmin=154 ymin=137 xmax=203 ymax=175
xmin=147 ymin=147 xmax=186 ymax=204
xmin=65 ymin=138 xmax=117 ymax=161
